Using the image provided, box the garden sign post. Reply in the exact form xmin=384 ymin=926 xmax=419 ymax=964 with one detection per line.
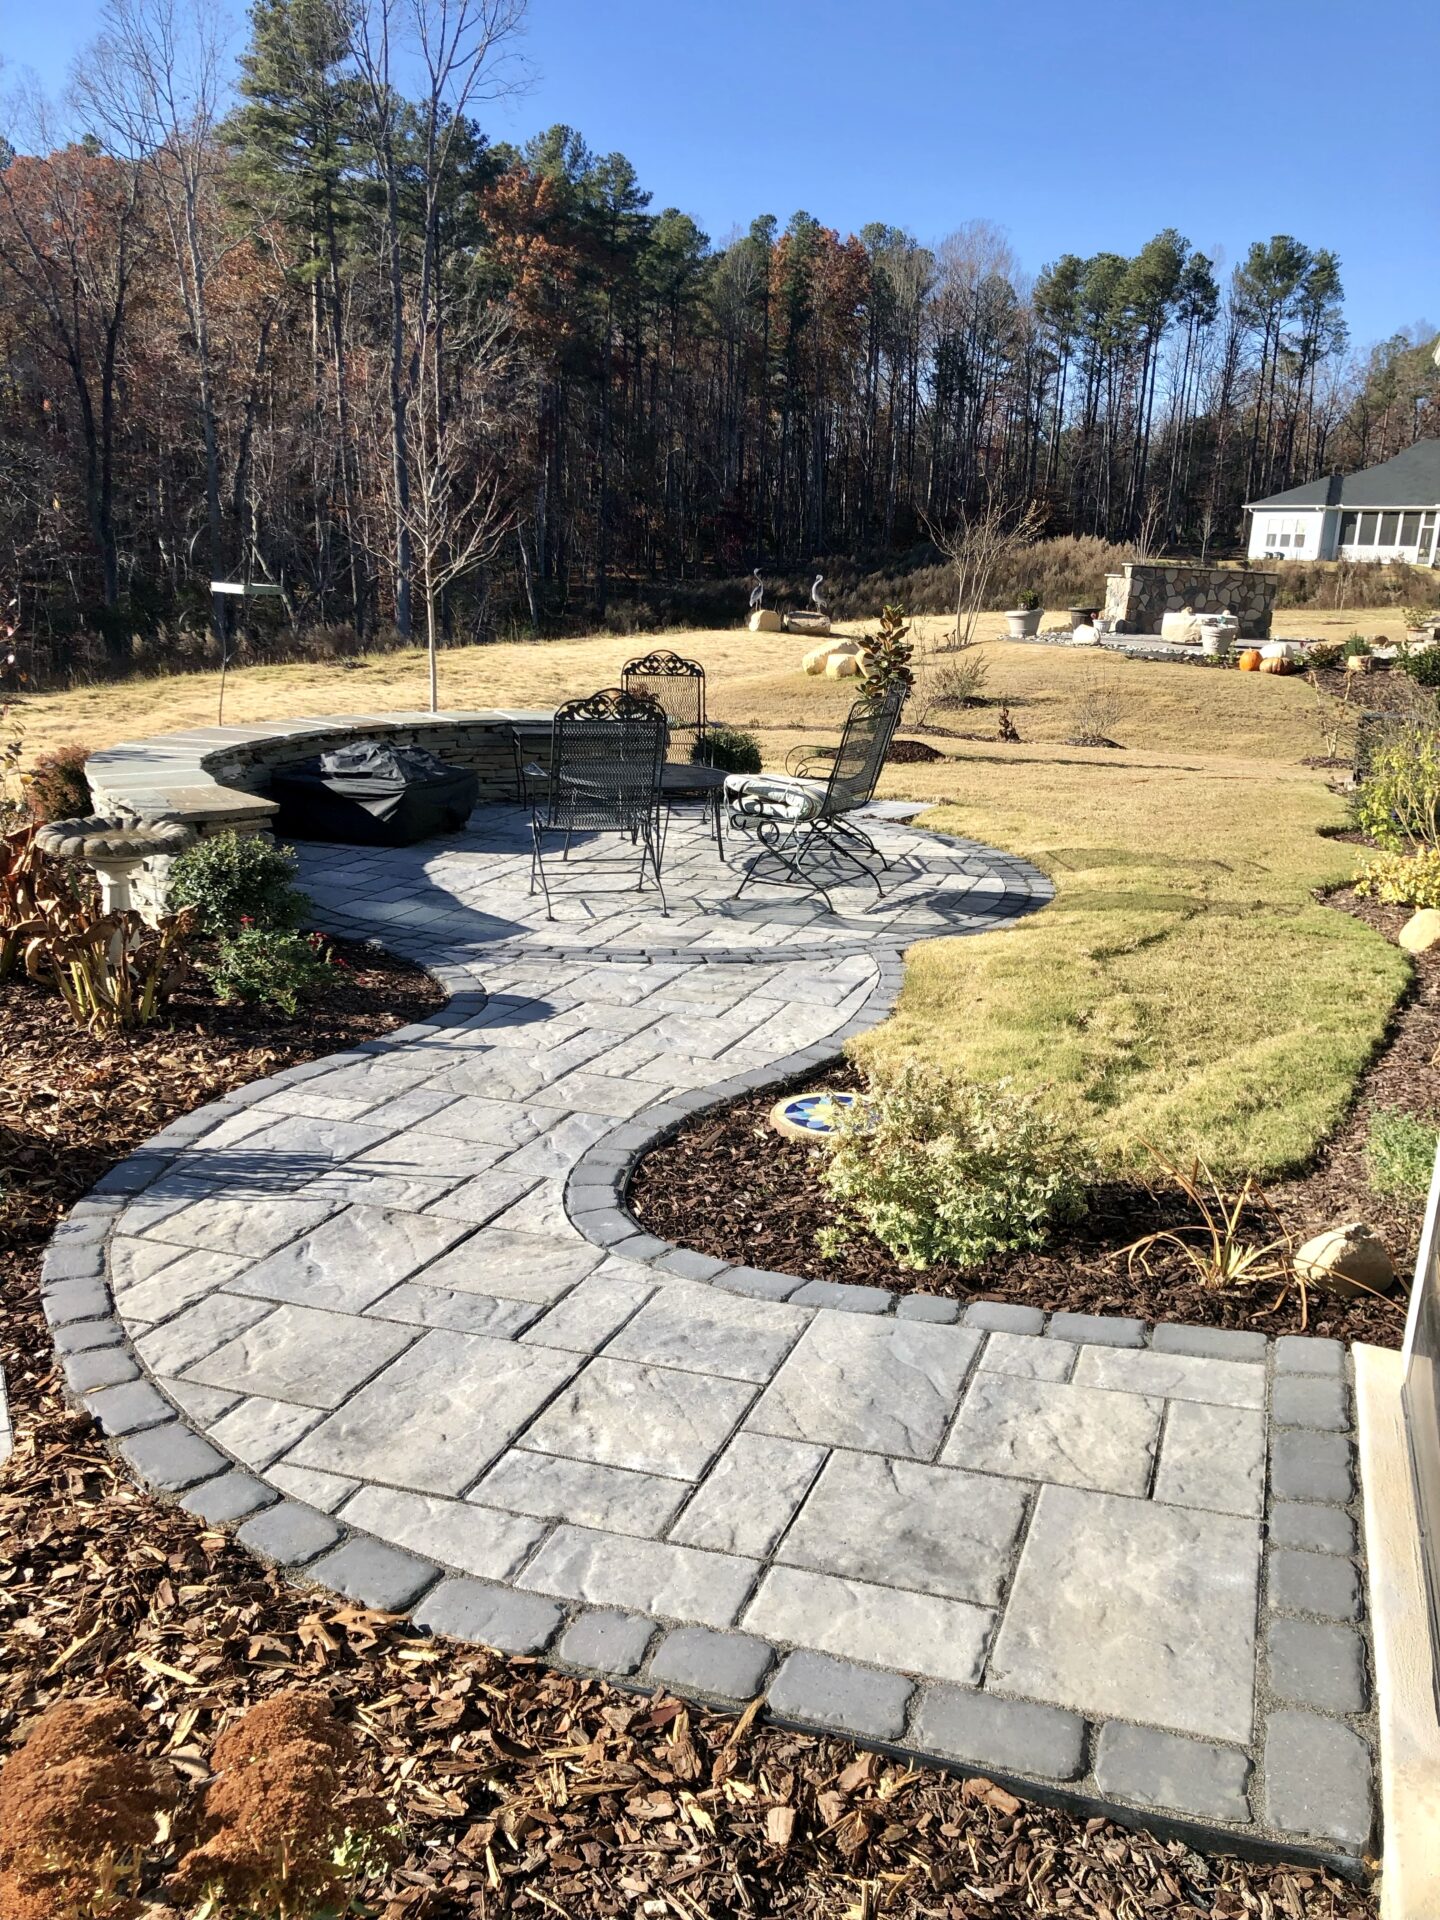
xmin=209 ymin=581 xmax=283 ymax=724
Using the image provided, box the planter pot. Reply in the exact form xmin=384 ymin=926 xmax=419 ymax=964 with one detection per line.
xmin=1068 ymin=607 xmax=1099 ymax=629
xmin=1005 ymin=608 xmax=1043 ymax=638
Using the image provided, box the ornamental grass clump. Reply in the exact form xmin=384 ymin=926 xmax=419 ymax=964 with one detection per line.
xmin=0 ymin=1697 xmax=177 ymax=1920
xmin=170 ymin=1690 xmax=396 ymax=1920
xmin=820 ymin=1062 xmax=1084 ymax=1272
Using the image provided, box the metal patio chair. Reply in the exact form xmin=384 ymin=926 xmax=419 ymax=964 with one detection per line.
xmin=724 ymin=683 xmax=909 ymax=912
xmin=526 ymin=688 xmax=668 ymax=919
xmin=622 ymin=648 xmax=727 ymax=855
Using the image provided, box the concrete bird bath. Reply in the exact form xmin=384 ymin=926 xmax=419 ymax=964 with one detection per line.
xmin=34 ymin=815 xmax=194 ymax=916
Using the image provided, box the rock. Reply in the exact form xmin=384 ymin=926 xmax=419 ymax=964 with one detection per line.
xmin=1294 ymin=1224 xmax=1398 ymax=1300
xmin=825 ymin=653 xmax=861 ymax=678
xmin=748 ymin=609 xmax=783 ymax=633
xmin=1399 ymin=910 xmax=1440 ymax=953
xmin=802 ymin=645 xmax=831 ymax=674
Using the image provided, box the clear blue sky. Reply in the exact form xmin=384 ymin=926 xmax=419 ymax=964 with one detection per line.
xmin=7 ymin=0 xmax=1438 ymax=352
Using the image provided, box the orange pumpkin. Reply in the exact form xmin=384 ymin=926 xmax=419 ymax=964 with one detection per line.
xmin=1237 ymin=649 xmax=1262 ymax=671
xmin=1259 ymin=655 xmax=1294 ymax=675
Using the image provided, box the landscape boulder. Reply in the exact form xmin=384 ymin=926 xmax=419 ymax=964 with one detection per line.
xmin=1399 ymin=909 xmax=1440 ymax=953
xmin=1294 ymin=1222 xmax=1398 ymax=1299
xmin=748 ymin=608 xmax=783 ymax=633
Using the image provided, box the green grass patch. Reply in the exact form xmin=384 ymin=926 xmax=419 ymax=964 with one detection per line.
xmin=1366 ymin=1107 xmax=1439 ymax=1199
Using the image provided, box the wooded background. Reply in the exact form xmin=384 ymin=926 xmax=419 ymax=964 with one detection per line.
xmin=2 ymin=0 xmax=1436 ymax=676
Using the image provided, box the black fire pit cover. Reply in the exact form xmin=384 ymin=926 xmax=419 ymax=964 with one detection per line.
xmin=269 ymin=737 xmax=479 ymax=845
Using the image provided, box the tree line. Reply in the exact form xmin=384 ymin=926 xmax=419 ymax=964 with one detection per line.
xmin=1 ymin=0 xmax=1435 ymax=672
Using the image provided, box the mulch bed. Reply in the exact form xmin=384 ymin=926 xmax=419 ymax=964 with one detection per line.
xmin=0 ymin=951 xmax=1376 ymax=1911
xmin=886 ymin=738 xmax=947 ymax=764
xmin=630 ymin=896 xmax=1432 ymax=1350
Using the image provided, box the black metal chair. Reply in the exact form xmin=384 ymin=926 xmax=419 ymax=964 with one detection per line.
xmin=622 ymin=648 xmax=727 ymax=855
xmin=526 ymin=688 xmax=668 ymax=918
xmin=724 ymin=683 xmax=909 ymax=912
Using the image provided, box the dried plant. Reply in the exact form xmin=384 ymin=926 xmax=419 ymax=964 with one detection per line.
xmin=1067 ymin=671 xmax=1124 ymax=747
xmin=925 ymin=489 xmax=1046 ymax=651
xmin=997 ymin=704 xmax=1021 ymax=743
xmin=0 ymin=1697 xmax=177 ymax=1920
xmin=16 ymin=857 xmax=195 ymax=1030
xmin=913 ymin=648 xmax=990 ymax=726
xmin=170 ymin=1690 xmax=397 ymax=1920
xmin=1123 ymin=1146 xmax=1304 ymax=1314
xmin=1305 ymin=668 xmax=1358 ymax=764
xmin=1 ymin=821 xmax=43 ymax=979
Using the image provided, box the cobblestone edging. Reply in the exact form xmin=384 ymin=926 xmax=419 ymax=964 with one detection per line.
xmin=34 ymin=811 xmax=1376 ymax=1876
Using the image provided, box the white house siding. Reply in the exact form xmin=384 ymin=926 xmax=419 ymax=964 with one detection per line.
xmin=1247 ymin=509 xmax=1327 ymax=561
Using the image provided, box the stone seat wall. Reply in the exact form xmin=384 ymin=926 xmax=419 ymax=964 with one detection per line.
xmin=84 ymin=709 xmax=556 ymax=920
xmin=1103 ymin=563 xmax=1278 ymax=638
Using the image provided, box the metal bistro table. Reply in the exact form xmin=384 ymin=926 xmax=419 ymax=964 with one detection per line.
xmin=658 ymin=759 xmax=729 ymax=857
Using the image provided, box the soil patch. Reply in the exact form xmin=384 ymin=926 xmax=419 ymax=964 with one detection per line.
xmin=0 ymin=963 xmax=1375 ymax=1914
xmin=887 ymin=737 xmax=947 ymax=764
xmin=630 ymin=895 xmax=1433 ymax=1348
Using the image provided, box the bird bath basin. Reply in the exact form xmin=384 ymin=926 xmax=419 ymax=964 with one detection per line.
xmin=35 ymin=815 xmax=194 ymax=915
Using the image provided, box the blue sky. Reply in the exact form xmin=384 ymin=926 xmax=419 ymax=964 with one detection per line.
xmin=7 ymin=0 xmax=1438 ymax=352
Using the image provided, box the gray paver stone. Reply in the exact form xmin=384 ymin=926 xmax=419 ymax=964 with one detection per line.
xmin=415 ymin=1577 xmax=564 ymax=1653
xmin=649 ymin=1626 xmax=775 ymax=1699
xmin=1269 ymin=1549 xmax=1361 ymax=1621
xmin=896 ymin=1294 xmax=960 ymax=1323
xmin=238 ymin=1501 xmax=344 ymax=1566
xmin=1271 ymin=1374 xmax=1349 ymax=1431
xmin=307 ymin=1538 xmax=439 ymax=1611
xmin=961 ymin=1302 xmax=1044 ymax=1335
xmin=1262 ymin=1711 xmax=1373 ymax=1847
xmin=63 ymin=1348 xmax=140 ymax=1393
xmin=788 ymin=1279 xmax=891 ymax=1314
xmin=1093 ymin=1722 xmax=1251 ymax=1823
xmin=83 ymin=1378 xmax=175 ymax=1436
xmin=182 ymin=1471 xmax=278 ymax=1525
xmin=53 ymin=1316 xmax=124 ymax=1355
xmin=42 ymin=1241 xmax=106 ymax=1282
xmin=1150 ymin=1323 xmax=1268 ymax=1362
xmin=766 ymin=1651 xmax=914 ymax=1741
xmin=910 ymin=1687 xmax=1084 ymax=1780
xmin=1266 ymin=1617 xmax=1367 ymax=1713
xmin=43 ymin=1277 xmax=112 ymax=1326
xmin=1267 ymin=1503 xmax=1357 ymax=1556
xmin=1274 ymin=1336 xmax=1345 ymax=1377
xmin=120 ymin=1423 xmax=228 ymax=1491
xmin=1044 ymin=1312 xmax=1144 ymax=1347
xmin=1269 ymin=1430 xmax=1354 ymax=1505
xmin=557 ymin=1609 xmax=655 ymax=1674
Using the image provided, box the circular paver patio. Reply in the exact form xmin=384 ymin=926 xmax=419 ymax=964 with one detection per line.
xmin=44 ymin=806 xmax=1375 ymax=1863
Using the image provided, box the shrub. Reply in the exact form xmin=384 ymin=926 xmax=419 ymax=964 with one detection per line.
xmin=1307 ymin=639 xmax=1344 ymax=669
xmin=702 ymin=726 xmax=763 ymax=774
xmin=1014 ymin=588 xmax=1042 ymax=611
xmin=168 ymin=830 xmax=309 ymax=936
xmin=24 ymin=742 xmax=92 ymax=823
xmin=918 ymin=648 xmax=990 ymax=716
xmin=1353 ymin=847 xmax=1440 ymax=910
xmin=1344 ymin=632 xmax=1372 ymax=658
xmin=1400 ymin=647 xmax=1440 ymax=689
xmin=821 ymin=1061 xmax=1085 ymax=1271
xmin=856 ymin=604 xmax=916 ymax=707
xmin=1367 ymin=1106 xmax=1438 ymax=1200
xmin=1353 ymin=728 xmax=1440 ymax=850
xmin=202 ymin=927 xmax=333 ymax=1013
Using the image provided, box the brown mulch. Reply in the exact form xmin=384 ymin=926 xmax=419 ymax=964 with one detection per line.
xmin=630 ymin=898 xmax=1432 ymax=1351
xmin=0 ymin=966 xmax=1377 ymax=1911
xmin=886 ymin=737 xmax=947 ymax=764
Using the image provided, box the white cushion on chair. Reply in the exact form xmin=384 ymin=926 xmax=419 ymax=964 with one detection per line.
xmin=724 ymin=774 xmax=826 ymax=823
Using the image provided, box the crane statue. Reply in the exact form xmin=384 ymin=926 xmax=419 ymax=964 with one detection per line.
xmin=810 ymin=574 xmax=827 ymax=614
xmin=749 ymin=569 xmax=765 ymax=612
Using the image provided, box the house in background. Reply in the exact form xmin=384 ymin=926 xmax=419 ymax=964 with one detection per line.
xmin=1245 ymin=439 xmax=1440 ymax=564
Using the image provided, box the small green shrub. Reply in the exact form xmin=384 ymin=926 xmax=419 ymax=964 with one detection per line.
xmin=1354 ymin=848 xmax=1440 ymax=910
xmin=1367 ymin=1106 xmax=1439 ymax=1200
xmin=201 ymin=927 xmax=333 ymax=1013
xmin=1353 ymin=728 xmax=1440 ymax=850
xmin=1344 ymin=632 xmax=1372 ymax=658
xmin=1400 ymin=648 xmax=1440 ymax=689
xmin=1014 ymin=589 xmax=1042 ymax=612
xmin=1307 ymin=640 xmax=1344 ymax=669
xmin=702 ymin=726 xmax=763 ymax=774
xmin=857 ymin=604 xmax=916 ymax=707
xmin=24 ymin=743 xmax=92 ymax=823
xmin=168 ymin=830 xmax=309 ymax=936
xmin=821 ymin=1061 xmax=1085 ymax=1272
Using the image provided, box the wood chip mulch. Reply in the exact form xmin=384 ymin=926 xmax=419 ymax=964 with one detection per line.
xmin=629 ymin=897 xmax=1432 ymax=1350
xmin=1 ymin=950 xmax=1377 ymax=1912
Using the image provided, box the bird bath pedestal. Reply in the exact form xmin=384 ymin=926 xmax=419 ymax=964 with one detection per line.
xmin=35 ymin=815 xmax=194 ymax=918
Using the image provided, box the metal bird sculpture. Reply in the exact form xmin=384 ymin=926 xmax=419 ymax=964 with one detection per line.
xmin=811 ymin=574 xmax=827 ymax=613
xmin=749 ymin=569 xmax=765 ymax=611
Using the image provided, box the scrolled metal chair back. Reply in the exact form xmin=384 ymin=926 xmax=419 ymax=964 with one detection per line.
xmin=621 ymin=650 xmax=706 ymax=762
xmin=547 ymin=687 xmax=666 ymax=833
xmin=823 ymin=682 xmax=908 ymax=811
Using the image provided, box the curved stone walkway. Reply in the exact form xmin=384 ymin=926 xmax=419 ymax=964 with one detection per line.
xmin=41 ymin=807 xmax=1374 ymax=1868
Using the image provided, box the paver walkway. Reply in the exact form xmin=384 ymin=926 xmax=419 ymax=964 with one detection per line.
xmin=42 ymin=806 xmax=1374 ymax=1865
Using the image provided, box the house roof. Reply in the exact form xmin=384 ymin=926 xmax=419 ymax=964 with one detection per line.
xmin=1245 ymin=439 xmax=1440 ymax=512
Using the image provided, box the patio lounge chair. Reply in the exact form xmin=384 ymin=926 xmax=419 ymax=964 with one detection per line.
xmin=622 ymin=648 xmax=727 ymax=855
xmin=724 ymin=682 xmax=908 ymax=912
xmin=526 ymin=687 xmax=668 ymax=919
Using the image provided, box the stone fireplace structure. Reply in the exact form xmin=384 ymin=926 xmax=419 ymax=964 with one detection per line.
xmin=1103 ymin=563 xmax=1277 ymax=638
